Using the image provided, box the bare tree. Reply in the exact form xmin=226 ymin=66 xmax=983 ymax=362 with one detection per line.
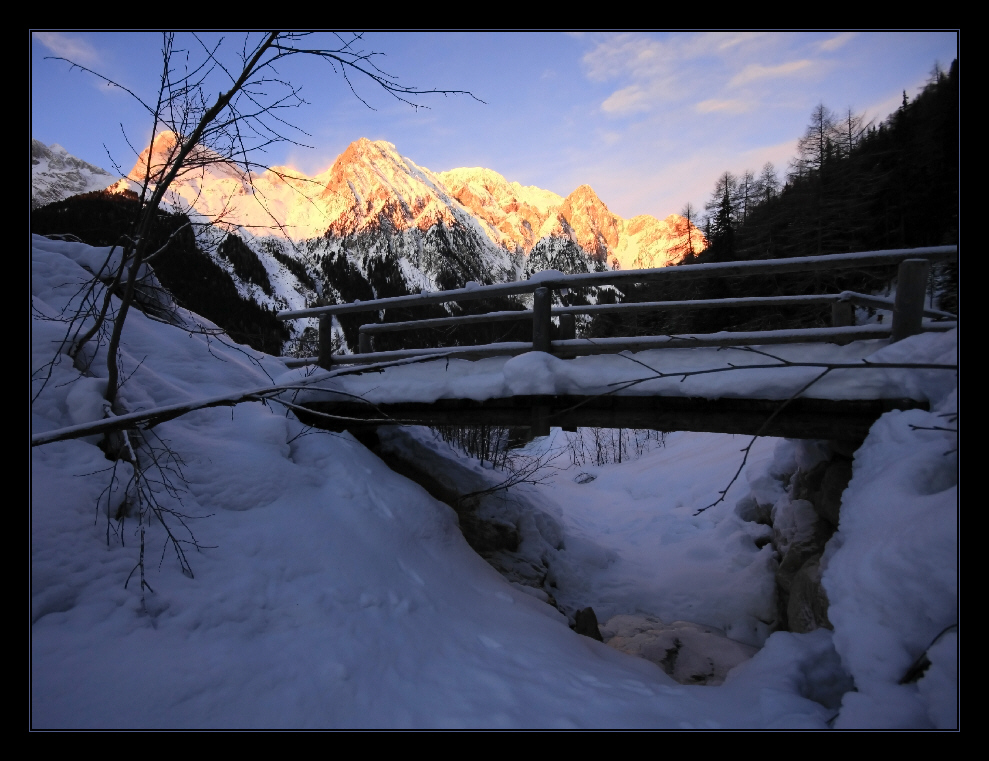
xmin=790 ymin=103 xmax=838 ymax=180
xmin=42 ymin=31 xmax=479 ymax=428
xmin=35 ymin=32 xmax=478 ymax=596
xmin=738 ymin=169 xmax=756 ymax=225
xmin=837 ymin=107 xmax=870 ymax=157
xmin=677 ymin=201 xmax=699 ymax=260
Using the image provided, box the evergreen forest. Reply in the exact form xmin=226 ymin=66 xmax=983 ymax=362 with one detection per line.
xmin=589 ymin=59 xmax=958 ymax=339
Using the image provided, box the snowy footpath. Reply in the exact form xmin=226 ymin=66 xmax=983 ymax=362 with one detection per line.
xmin=31 ymin=236 xmax=957 ymax=728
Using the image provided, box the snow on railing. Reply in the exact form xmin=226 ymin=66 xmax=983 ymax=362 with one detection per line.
xmin=277 ymin=246 xmax=957 ymax=369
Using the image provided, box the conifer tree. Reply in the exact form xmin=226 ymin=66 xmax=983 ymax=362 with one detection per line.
xmin=757 ymin=162 xmax=780 ymax=204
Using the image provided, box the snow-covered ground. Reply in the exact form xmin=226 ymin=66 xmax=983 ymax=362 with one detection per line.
xmin=31 ymin=235 xmax=957 ymax=728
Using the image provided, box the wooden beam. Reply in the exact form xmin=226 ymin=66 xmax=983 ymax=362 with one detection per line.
xmin=360 ymin=309 xmax=530 ymax=335
xmin=842 ymin=291 xmax=956 ymax=319
xmin=283 ymin=321 xmax=954 ymax=369
xmin=277 ymin=246 xmax=957 ymax=321
xmin=318 ymin=314 xmax=333 ymax=370
xmin=357 ymin=294 xmax=849 ymax=338
xmin=305 ymin=326 xmax=896 ymax=367
xmin=532 ymin=287 xmax=551 ymax=353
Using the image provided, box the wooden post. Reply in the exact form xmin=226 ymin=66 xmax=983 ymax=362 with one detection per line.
xmin=532 ymin=287 xmax=552 ymax=353
xmin=318 ymin=314 xmax=334 ymax=370
xmin=531 ymin=403 xmax=551 ymax=438
xmin=358 ymin=331 xmax=372 ymax=355
xmin=831 ymin=298 xmax=853 ymax=328
xmin=559 ymin=313 xmax=576 ymax=341
xmin=831 ymin=296 xmax=854 ymax=346
xmin=891 ymin=258 xmax=930 ymax=342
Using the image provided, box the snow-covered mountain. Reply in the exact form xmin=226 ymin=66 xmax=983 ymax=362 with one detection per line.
xmin=117 ymin=134 xmax=707 ymax=275
xmin=31 ymin=139 xmax=120 ymax=209
xmin=32 ymin=136 xmax=708 ymax=354
xmin=32 ymin=135 xmax=707 ymax=273
xmin=437 ymin=168 xmax=703 ymax=271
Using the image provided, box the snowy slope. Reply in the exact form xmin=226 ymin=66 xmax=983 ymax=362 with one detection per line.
xmin=31 ymin=235 xmax=957 ymax=728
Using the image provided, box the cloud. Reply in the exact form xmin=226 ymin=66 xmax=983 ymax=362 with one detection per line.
xmin=601 ymin=85 xmax=652 ymax=115
xmin=818 ymin=32 xmax=857 ymax=52
xmin=695 ymin=98 xmax=749 ymax=115
xmin=583 ymin=34 xmax=697 ymax=117
xmin=729 ymin=59 xmax=814 ymax=86
xmin=33 ymin=32 xmax=101 ymax=67
xmin=583 ymin=33 xmax=822 ymax=120
xmin=713 ymin=31 xmax=770 ymax=52
xmin=582 ymin=33 xmax=673 ymax=83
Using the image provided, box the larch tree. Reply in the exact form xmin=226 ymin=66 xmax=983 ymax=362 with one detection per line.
xmin=757 ymin=162 xmax=780 ymax=204
xmin=792 ymin=103 xmax=839 ymax=179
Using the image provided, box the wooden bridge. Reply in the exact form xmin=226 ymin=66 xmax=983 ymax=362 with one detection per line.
xmin=276 ymin=247 xmax=957 ymax=442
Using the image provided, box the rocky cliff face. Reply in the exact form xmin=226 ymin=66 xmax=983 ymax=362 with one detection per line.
xmin=436 ymin=168 xmax=705 ymax=271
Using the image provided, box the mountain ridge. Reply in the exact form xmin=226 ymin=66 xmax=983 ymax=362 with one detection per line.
xmin=106 ymin=134 xmax=707 ymax=272
xmin=31 ymin=139 xmax=120 ymax=209
xmin=32 ymin=135 xmax=707 ymax=272
xmin=32 ymin=137 xmax=709 ymax=354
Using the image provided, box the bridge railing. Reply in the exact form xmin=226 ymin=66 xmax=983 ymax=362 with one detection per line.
xmin=276 ymin=246 xmax=957 ymax=369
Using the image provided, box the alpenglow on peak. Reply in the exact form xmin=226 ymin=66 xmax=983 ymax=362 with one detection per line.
xmin=36 ymin=136 xmax=707 ymax=270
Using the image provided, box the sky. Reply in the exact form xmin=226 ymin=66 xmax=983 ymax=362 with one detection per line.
xmin=31 ymin=31 xmax=958 ymax=222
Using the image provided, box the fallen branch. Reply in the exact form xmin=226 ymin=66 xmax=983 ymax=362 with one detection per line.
xmin=31 ymin=353 xmax=455 ymax=447
xmin=599 ymin=344 xmax=957 ymax=515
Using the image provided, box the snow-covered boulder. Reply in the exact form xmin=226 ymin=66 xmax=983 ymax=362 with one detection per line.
xmin=602 ymin=614 xmax=758 ymax=686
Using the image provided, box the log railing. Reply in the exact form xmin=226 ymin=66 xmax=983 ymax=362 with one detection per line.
xmin=276 ymin=246 xmax=957 ymax=369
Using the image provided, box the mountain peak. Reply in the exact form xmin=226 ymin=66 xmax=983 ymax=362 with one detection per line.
xmin=556 ymin=184 xmax=619 ymax=259
xmin=31 ymin=138 xmax=120 ymax=208
xmin=151 ymin=130 xmax=180 ymax=150
xmin=34 ymin=135 xmax=706 ymax=270
xmin=568 ymin=183 xmax=600 ymax=199
xmin=339 ymin=137 xmax=401 ymax=164
xmin=562 ymin=185 xmax=615 ymax=219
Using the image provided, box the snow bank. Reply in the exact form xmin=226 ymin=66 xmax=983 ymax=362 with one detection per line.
xmin=283 ymin=332 xmax=953 ymax=407
xmin=823 ymin=391 xmax=958 ymax=728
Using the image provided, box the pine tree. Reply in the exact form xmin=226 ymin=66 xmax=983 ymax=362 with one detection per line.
xmin=702 ymin=173 xmax=737 ymax=262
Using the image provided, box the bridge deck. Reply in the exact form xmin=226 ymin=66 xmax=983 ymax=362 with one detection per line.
xmin=287 ymin=333 xmax=953 ymax=442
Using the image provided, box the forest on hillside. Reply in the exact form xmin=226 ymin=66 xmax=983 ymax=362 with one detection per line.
xmin=590 ymin=59 xmax=958 ymax=339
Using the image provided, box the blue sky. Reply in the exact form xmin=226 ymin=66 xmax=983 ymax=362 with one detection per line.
xmin=32 ymin=31 xmax=958 ymax=222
